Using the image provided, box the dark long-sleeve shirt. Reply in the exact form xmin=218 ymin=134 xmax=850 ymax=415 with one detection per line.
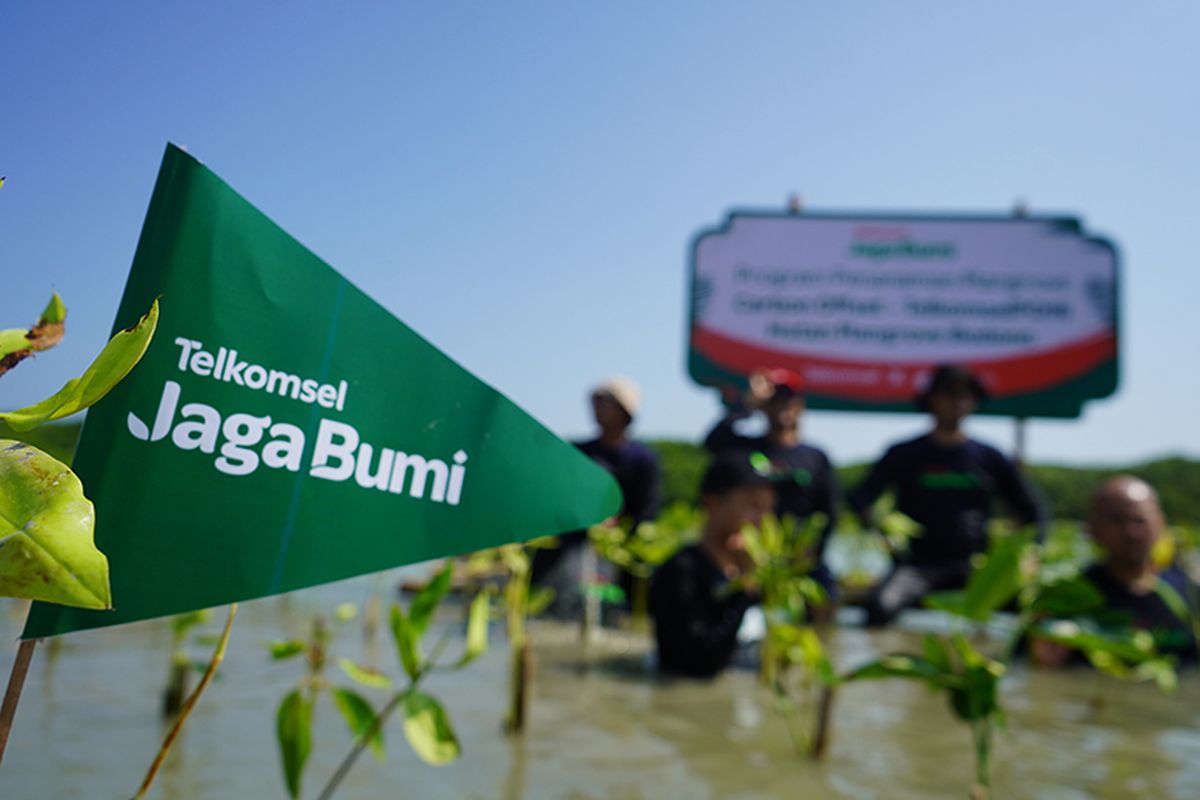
xmin=650 ymin=545 xmax=757 ymax=678
xmin=1083 ymin=563 xmax=1197 ymax=662
xmin=576 ymin=437 xmax=661 ymax=524
xmin=849 ymin=433 xmax=1045 ymax=564
xmin=703 ymin=411 xmax=839 ymax=555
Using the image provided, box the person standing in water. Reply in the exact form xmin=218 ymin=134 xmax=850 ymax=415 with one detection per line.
xmin=703 ymin=368 xmax=839 ymax=604
xmin=849 ymin=364 xmax=1045 ymax=626
xmin=531 ymin=377 xmax=661 ymax=616
xmin=651 ymin=455 xmax=776 ymax=677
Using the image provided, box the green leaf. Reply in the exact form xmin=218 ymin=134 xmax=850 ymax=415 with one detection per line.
xmin=526 ymin=586 xmax=555 ymax=617
xmin=39 ymin=293 xmax=67 ymax=325
xmin=0 ymin=292 xmax=67 ymax=378
xmin=402 ymin=691 xmax=461 ymax=765
xmin=338 ymin=657 xmax=393 ymax=689
xmin=409 ymin=561 xmax=453 ymax=636
xmin=949 ymin=665 xmax=1000 ymax=722
xmin=923 ymin=590 xmax=968 ymax=616
xmin=454 ymin=590 xmax=491 ymax=668
xmin=389 ymin=604 xmax=422 ymax=680
xmin=0 ymin=441 xmax=109 ymax=608
xmin=958 ymin=532 xmax=1030 ymax=621
xmin=1027 ymin=576 xmax=1104 ymax=617
xmin=843 ymin=654 xmax=951 ymax=689
xmin=333 ymin=602 xmax=358 ymax=622
xmin=267 ymin=640 xmax=307 ymax=661
xmin=332 ymin=687 xmax=385 ymax=760
xmin=170 ymin=609 xmax=210 ymax=637
xmin=276 ymin=689 xmax=313 ymax=799
xmin=0 ymin=300 xmax=158 ymax=431
xmin=921 ymin=634 xmax=953 ymax=673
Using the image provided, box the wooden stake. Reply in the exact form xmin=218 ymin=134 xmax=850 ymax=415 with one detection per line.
xmin=0 ymin=638 xmax=38 ymax=769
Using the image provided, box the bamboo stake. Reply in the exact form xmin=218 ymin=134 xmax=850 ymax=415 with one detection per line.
xmin=133 ymin=604 xmax=237 ymax=800
xmin=0 ymin=638 xmax=38 ymax=768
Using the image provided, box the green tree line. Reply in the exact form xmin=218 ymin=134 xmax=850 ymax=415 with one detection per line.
xmin=7 ymin=422 xmax=1195 ymax=525
xmin=648 ymin=439 xmax=1200 ymax=525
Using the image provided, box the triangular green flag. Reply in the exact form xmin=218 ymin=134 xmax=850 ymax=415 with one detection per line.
xmin=24 ymin=144 xmax=620 ymax=638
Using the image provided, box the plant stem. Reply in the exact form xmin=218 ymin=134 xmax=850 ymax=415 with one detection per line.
xmin=631 ymin=575 xmax=649 ymax=634
xmin=316 ymin=687 xmax=413 ymax=800
xmin=133 ymin=604 xmax=237 ymax=800
xmin=971 ymin=719 xmax=992 ymax=799
xmin=0 ymin=638 xmax=37 ymax=768
xmin=810 ymin=685 xmax=835 ymax=759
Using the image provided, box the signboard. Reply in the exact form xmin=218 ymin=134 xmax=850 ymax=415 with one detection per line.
xmin=687 ymin=212 xmax=1119 ymax=418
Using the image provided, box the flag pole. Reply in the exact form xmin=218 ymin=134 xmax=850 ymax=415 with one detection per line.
xmin=0 ymin=638 xmax=38 ymax=768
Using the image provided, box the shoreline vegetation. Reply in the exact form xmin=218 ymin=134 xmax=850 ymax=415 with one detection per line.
xmin=6 ymin=420 xmax=1197 ymax=525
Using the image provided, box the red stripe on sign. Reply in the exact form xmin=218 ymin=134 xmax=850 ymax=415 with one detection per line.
xmin=691 ymin=327 xmax=1116 ymax=400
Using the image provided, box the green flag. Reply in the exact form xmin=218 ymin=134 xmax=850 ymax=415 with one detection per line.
xmin=24 ymin=144 xmax=620 ymax=638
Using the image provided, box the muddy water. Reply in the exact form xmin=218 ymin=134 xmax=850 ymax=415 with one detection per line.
xmin=1 ymin=575 xmax=1197 ymax=800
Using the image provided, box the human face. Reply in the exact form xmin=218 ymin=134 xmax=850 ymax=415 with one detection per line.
xmin=765 ymin=394 xmax=804 ymax=432
xmin=591 ymin=392 xmax=629 ymax=432
xmin=928 ymin=385 xmax=977 ymax=427
xmin=1089 ymin=483 xmax=1164 ymax=570
xmin=705 ymin=484 xmax=776 ymax=542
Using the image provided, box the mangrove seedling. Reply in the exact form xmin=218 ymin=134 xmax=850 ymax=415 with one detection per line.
xmin=736 ymin=513 xmax=835 ymax=756
xmin=0 ymin=294 xmax=159 ymax=767
xmin=842 ymin=529 xmax=1178 ymax=798
xmin=269 ymin=562 xmax=491 ymax=799
xmin=588 ymin=502 xmax=701 ymax=631
xmin=461 ymin=542 xmax=554 ymax=734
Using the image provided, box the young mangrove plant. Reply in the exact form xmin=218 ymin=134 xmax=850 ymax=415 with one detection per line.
xmin=588 ymin=502 xmax=701 ymax=631
xmin=0 ymin=293 xmax=159 ymax=766
xmin=161 ymin=610 xmax=212 ymax=718
xmin=736 ymin=513 xmax=835 ymax=757
xmin=460 ymin=542 xmax=554 ymax=734
xmin=842 ymin=529 xmax=1178 ymax=799
xmin=269 ymin=562 xmax=490 ymax=799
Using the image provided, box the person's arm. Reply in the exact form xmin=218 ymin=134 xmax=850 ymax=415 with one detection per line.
xmin=990 ymin=449 xmax=1047 ymax=541
xmin=650 ymin=554 xmax=755 ymax=678
xmin=702 ymin=407 xmax=753 ymax=454
xmin=814 ymin=452 xmax=840 ymax=556
xmin=626 ymin=447 xmax=662 ymax=524
xmin=848 ymin=446 xmax=899 ymax=527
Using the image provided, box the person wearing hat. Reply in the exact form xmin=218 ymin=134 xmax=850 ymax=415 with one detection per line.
xmin=650 ymin=455 xmax=775 ymax=677
xmin=703 ymin=367 xmax=840 ymax=606
xmin=849 ymin=364 xmax=1045 ymax=626
xmin=531 ymin=376 xmax=662 ymax=616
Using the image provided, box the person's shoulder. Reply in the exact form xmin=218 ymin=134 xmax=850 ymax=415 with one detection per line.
xmin=623 ymin=439 xmax=660 ymax=463
xmin=881 ymin=433 xmax=930 ymax=458
xmin=1080 ymin=562 xmax=1122 ymax=601
xmin=790 ymin=442 xmax=834 ymax=468
xmin=962 ymin=436 xmax=1008 ymax=461
xmin=654 ymin=544 xmax=705 ymax=579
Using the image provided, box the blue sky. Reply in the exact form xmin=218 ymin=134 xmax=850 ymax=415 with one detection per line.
xmin=3 ymin=2 xmax=1198 ymax=466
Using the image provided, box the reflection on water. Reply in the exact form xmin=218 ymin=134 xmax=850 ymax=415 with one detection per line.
xmin=1 ymin=575 xmax=1197 ymax=799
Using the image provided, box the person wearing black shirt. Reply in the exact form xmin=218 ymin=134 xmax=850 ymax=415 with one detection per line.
xmin=849 ymin=365 xmax=1045 ymax=626
xmin=703 ymin=368 xmax=839 ymax=601
xmin=1032 ymin=476 xmax=1197 ymax=666
xmin=651 ymin=456 xmax=774 ymax=678
xmin=532 ymin=377 xmax=661 ymax=617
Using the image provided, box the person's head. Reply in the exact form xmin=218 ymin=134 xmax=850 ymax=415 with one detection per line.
xmin=916 ymin=364 xmax=987 ymax=428
xmin=699 ymin=455 xmax=777 ymax=545
xmin=1088 ymin=476 xmax=1167 ymax=573
xmin=590 ymin=376 xmax=640 ymax=435
xmin=760 ymin=368 xmax=805 ymax=433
